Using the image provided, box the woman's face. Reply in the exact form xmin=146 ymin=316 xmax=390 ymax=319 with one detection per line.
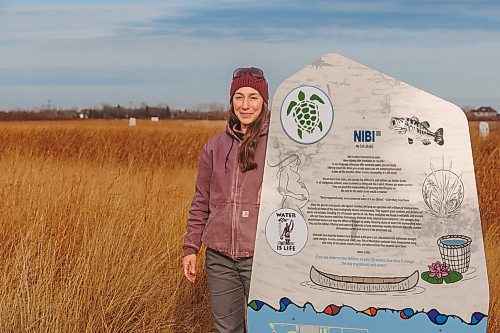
xmin=232 ymin=86 xmax=264 ymax=133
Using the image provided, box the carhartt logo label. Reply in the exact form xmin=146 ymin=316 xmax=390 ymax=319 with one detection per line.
xmin=280 ymin=85 xmax=334 ymax=144
xmin=242 ymin=210 xmax=249 ymax=218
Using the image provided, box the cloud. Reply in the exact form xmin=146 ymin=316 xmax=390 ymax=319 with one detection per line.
xmin=0 ymin=0 xmax=499 ymax=109
xmin=0 ymin=67 xmax=178 ymax=87
xmin=2 ymin=0 xmax=499 ymax=43
xmin=0 ymin=2 xmax=181 ymax=41
xmin=127 ymin=0 xmax=500 ymax=42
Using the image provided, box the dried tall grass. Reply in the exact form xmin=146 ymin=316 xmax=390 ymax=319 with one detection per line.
xmin=469 ymin=122 xmax=500 ymax=333
xmin=0 ymin=120 xmax=223 ymax=332
xmin=0 ymin=120 xmax=497 ymax=332
xmin=0 ymin=120 xmax=221 ymax=170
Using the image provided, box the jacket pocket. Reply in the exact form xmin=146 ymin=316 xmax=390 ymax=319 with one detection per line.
xmin=202 ymin=201 xmax=230 ymax=247
xmin=238 ymin=203 xmax=260 ymax=221
xmin=237 ymin=203 xmax=260 ymax=252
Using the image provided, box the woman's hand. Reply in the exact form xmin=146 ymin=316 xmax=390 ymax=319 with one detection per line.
xmin=182 ymin=254 xmax=197 ymax=283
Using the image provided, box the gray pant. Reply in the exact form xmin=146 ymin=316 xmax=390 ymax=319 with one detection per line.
xmin=205 ymin=248 xmax=253 ymax=333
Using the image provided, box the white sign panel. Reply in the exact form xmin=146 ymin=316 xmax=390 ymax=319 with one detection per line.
xmin=479 ymin=121 xmax=489 ymax=137
xmin=248 ymin=54 xmax=489 ymax=333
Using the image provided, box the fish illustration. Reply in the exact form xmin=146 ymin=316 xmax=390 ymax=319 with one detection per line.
xmin=389 ymin=116 xmax=444 ymax=146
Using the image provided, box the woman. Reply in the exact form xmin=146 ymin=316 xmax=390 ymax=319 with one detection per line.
xmin=182 ymin=67 xmax=269 ymax=333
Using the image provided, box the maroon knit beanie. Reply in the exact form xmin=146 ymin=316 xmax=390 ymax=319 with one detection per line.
xmin=230 ymin=71 xmax=269 ymax=105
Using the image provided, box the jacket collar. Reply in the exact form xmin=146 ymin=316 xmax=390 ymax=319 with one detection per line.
xmin=225 ymin=120 xmax=269 ymax=142
xmin=224 ymin=120 xmax=269 ymax=173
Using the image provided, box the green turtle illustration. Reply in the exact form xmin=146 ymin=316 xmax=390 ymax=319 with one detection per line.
xmin=286 ymin=90 xmax=324 ymax=139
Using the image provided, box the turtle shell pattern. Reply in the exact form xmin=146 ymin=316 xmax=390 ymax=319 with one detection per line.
xmin=286 ymin=90 xmax=325 ymax=139
xmin=293 ymin=100 xmax=320 ymax=134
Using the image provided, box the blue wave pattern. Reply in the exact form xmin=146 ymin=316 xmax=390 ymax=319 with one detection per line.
xmin=248 ymin=298 xmax=487 ymax=333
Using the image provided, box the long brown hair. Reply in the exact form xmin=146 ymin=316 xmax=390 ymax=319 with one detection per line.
xmin=229 ymin=102 xmax=269 ymax=172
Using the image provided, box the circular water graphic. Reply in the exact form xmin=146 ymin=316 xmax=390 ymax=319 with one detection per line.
xmin=265 ymin=208 xmax=308 ymax=256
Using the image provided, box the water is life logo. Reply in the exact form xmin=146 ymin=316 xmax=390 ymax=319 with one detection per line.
xmin=280 ymin=85 xmax=334 ymax=144
xmin=265 ymin=208 xmax=308 ymax=256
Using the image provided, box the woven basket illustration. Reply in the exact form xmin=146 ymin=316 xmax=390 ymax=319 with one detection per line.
xmin=437 ymin=235 xmax=472 ymax=273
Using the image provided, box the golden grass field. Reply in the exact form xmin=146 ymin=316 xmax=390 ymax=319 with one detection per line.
xmin=0 ymin=119 xmax=498 ymax=332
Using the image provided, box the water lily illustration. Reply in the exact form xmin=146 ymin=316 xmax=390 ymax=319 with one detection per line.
xmin=428 ymin=261 xmax=449 ymax=279
xmin=422 ymin=261 xmax=462 ymax=284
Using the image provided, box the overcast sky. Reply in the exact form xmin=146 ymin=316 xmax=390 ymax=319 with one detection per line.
xmin=1 ymin=0 xmax=499 ymax=110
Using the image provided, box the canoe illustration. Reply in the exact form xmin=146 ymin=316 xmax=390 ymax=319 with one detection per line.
xmin=310 ymin=266 xmax=419 ymax=292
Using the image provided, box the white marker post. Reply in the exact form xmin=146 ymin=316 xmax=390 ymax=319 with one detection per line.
xmin=479 ymin=121 xmax=489 ymax=137
xmin=129 ymin=117 xmax=136 ymax=127
xmin=248 ymin=54 xmax=489 ymax=333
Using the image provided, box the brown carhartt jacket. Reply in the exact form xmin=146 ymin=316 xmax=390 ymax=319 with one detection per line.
xmin=183 ymin=121 xmax=269 ymax=259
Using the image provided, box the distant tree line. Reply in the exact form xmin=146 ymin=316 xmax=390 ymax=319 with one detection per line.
xmin=0 ymin=109 xmax=77 ymax=121
xmin=0 ymin=103 xmax=228 ymax=121
xmin=3 ymin=104 xmax=495 ymax=122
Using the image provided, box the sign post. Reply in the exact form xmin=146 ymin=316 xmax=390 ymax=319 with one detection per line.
xmin=248 ymin=54 xmax=489 ymax=333
xmin=479 ymin=121 xmax=489 ymax=137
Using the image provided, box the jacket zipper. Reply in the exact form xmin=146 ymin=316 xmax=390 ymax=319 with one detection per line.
xmin=230 ymin=140 xmax=240 ymax=258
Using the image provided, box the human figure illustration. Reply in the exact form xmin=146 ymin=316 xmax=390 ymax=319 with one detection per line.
xmin=269 ymin=154 xmax=309 ymax=215
xmin=281 ymin=220 xmax=294 ymax=244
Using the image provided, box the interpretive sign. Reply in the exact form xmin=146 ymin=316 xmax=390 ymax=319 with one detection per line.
xmin=248 ymin=54 xmax=489 ymax=333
